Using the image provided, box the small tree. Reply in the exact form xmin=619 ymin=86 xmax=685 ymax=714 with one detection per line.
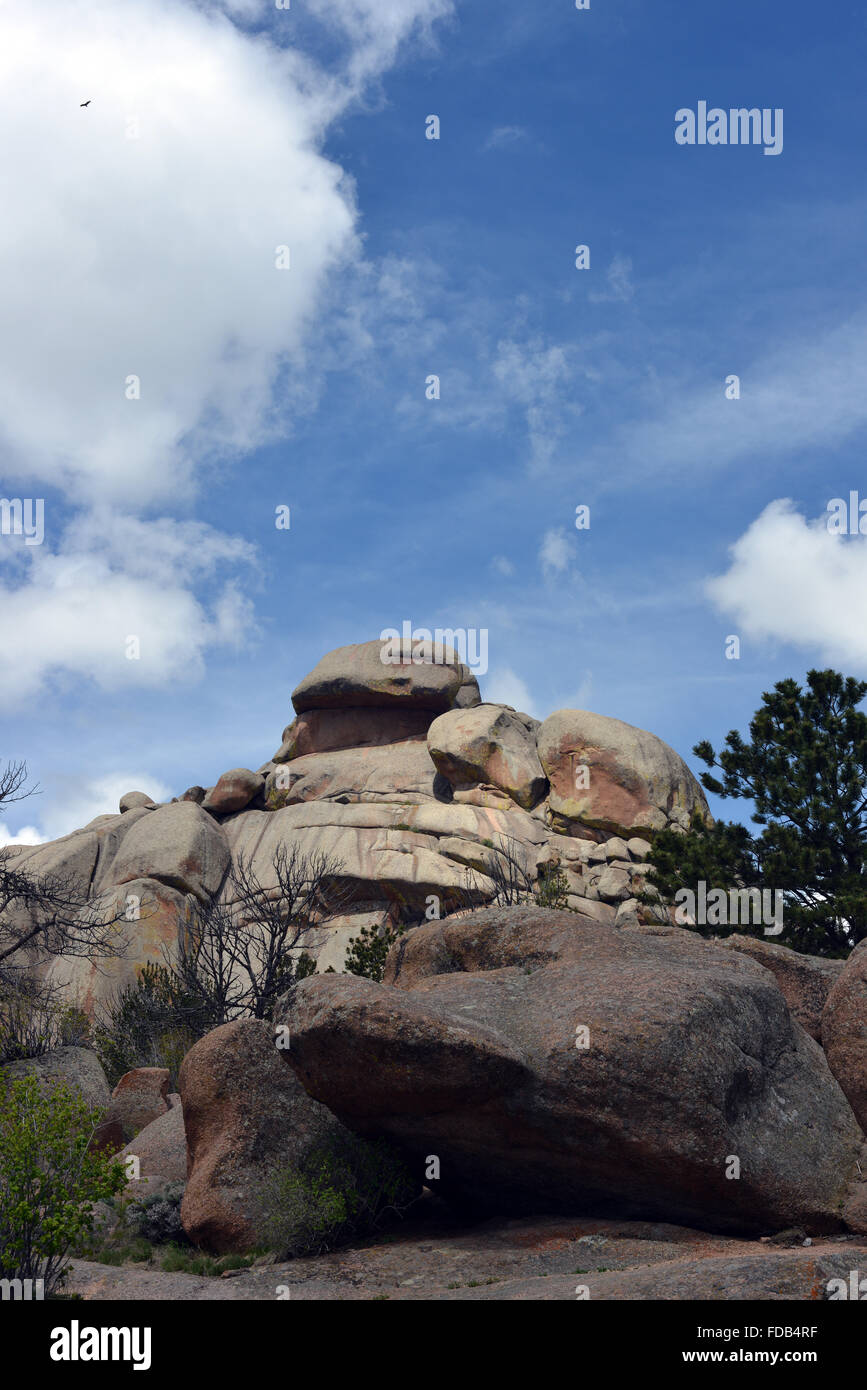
xmin=487 ymin=834 xmax=534 ymax=906
xmin=94 ymin=843 xmax=349 ymax=1078
xmin=0 ymin=1070 xmax=126 ymax=1294
xmin=93 ymin=962 xmax=210 ymax=1087
xmin=178 ymin=843 xmax=349 ymax=1021
xmin=534 ymin=861 xmax=571 ymax=910
xmin=343 ymin=921 xmax=405 ymax=982
xmin=647 ymin=670 xmax=867 ymax=956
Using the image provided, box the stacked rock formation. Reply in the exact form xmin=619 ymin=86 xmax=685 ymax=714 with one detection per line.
xmin=10 ymin=639 xmax=712 ymax=1003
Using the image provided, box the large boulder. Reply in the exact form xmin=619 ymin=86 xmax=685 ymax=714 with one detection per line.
xmin=106 ymin=1068 xmax=171 ymax=1144
xmin=2 ymin=1045 xmax=111 ymax=1112
xmin=427 ymin=705 xmax=548 ymax=811
xmin=2 ymin=1046 xmax=115 ymax=1150
xmin=178 ymin=1019 xmax=349 ymax=1253
xmin=5 ymin=827 xmax=101 ymax=896
xmin=274 ymin=707 xmax=433 ymax=762
xmin=218 ymin=800 xmax=550 ymax=917
xmin=201 ymin=768 xmax=263 ymax=816
xmin=715 ymin=935 xmax=843 ymax=1042
xmin=821 ymin=940 xmax=867 ymax=1136
xmin=265 ymin=741 xmax=441 ymax=807
xmin=121 ymin=1095 xmax=187 ymax=1184
xmin=119 ymin=791 xmax=156 ymax=813
xmin=279 ymin=907 xmax=864 ymax=1235
xmin=108 ymin=801 xmax=230 ymax=903
xmin=291 ymin=639 xmax=480 ymax=714
xmin=536 ymin=709 xmax=711 ymax=836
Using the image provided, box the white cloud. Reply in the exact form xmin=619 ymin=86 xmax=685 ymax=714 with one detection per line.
xmin=707 ymin=498 xmax=867 ymax=669
xmin=0 ymin=0 xmax=452 ymax=702
xmin=482 ymin=668 xmax=539 ymax=718
xmin=589 ymin=253 xmax=634 ymax=304
xmin=40 ymin=773 xmax=174 ymax=840
xmin=491 ymin=555 xmax=515 ymax=577
xmin=0 ymin=513 xmax=258 ymax=705
xmin=0 ymin=824 xmax=45 ymax=847
xmin=539 ymin=527 xmax=574 ymax=579
xmin=305 ymin=0 xmax=453 ymax=87
xmin=0 ymin=0 xmax=370 ymax=506
xmin=0 ymin=772 xmax=174 ymax=843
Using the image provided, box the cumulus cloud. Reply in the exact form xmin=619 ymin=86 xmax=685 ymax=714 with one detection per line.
xmin=706 ymin=498 xmax=867 ymax=669
xmin=0 ymin=0 xmax=452 ymax=701
xmin=42 ymin=773 xmax=174 ymax=840
xmin=0 ymin=824 xmax=45 ymax=847
xmin=0 ymin=771 xmax=174 ymax=842
xmin=0 ymin=513 xmax=257 ymax=705
xmin=0 ymin=0 xmax=366 ymax=504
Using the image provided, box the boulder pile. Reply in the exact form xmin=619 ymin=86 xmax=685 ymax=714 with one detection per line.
xmin=9 ymin=638 xmax=712 ymax=1001
xmin=11 ymin=638 xmax=867 ymax=1264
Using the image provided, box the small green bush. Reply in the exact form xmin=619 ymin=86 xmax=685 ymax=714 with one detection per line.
xmin=534 ymin=863 xmax=571 ymax=910
xmin=258 ymin=1131 xmax=417 ymax=1257
xmin=343 ymin=923 xmax=405 ymax=983
xmin=93 ymin=963 xmax=207 ymax=1087
xmin=126 ymin=1181 xmax=187 ymax=1246
xmin=0 ymin=1070 xmax=127 ymax=1294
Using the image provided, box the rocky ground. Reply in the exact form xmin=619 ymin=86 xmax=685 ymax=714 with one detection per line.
xmin=66 ymin=1211 xmax=867 ymax=1301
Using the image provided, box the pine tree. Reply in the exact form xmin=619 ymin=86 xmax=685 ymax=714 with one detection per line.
xmin=647 ymin=670 xmax=867 ymax=956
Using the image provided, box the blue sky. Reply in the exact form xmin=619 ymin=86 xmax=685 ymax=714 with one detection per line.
xmin=2 ymin=0 xmax=866 ymax=840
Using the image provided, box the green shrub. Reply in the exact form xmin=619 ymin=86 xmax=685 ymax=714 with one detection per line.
xmin=343 ymin=923 xmax=405 ymax=983
xmin=126 ymin=1181 xmax=187 ymax=1246
xmin=258 ymin=1131 xmax=417 ymax=1257
xmin=93 ymin=963 xmax=208 ymax=1087
xmin=0 ymin=1070 xmax=127 ymax=1294
xmin=534 ymin=863 xmax=570 ymax=910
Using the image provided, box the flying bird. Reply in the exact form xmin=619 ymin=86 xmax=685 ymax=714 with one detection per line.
xmin=80 ymin=100 xmax=91 ymax=108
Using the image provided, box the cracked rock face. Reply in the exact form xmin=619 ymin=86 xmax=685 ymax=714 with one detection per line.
xmin=276 ymin=907 xmax=864 ymax=1236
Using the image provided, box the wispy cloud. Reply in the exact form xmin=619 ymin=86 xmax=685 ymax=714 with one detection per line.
xmin=602 ymin=310 xmax=867 ymax=485
xmin=539 ymin=527 xmax=575 ymax=579
xmin=493 ymin=337 xmax=578 ymax=472
xmin=482 ymin=124 xmax=529 ymax=152
xmin=589 ymin=253 xmax=634 ymax=304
